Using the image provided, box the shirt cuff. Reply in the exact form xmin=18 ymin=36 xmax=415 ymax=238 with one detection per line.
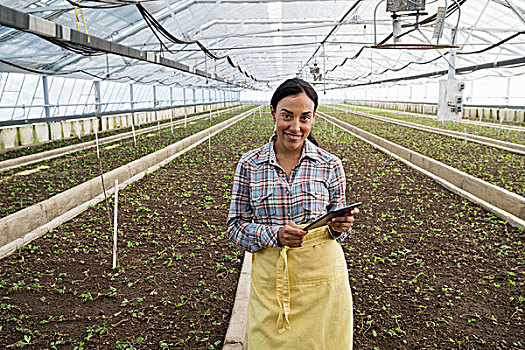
xmin=264 ymin=225 xmax=284 ymax=248
xmin=327 ymin=225 xmax=344 ymax=239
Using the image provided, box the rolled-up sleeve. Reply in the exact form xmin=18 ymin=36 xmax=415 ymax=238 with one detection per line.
xmin=326 ymin=158 xmax=351 ymax=242
xmin=226 ymin=158 xmax=282 ymax=253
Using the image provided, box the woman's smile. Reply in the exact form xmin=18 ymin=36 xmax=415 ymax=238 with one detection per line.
xmin=284 ymin=132 xmax=302 ymax=141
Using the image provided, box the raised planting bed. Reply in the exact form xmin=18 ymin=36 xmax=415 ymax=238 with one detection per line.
xmin=318 ymin=108 xmax=525 ymax=197
xmin=0 ymin=105 xmax=238 ymax=162
xmin=341 ymin=104 xmax=525 ymax=143
xmin=311 ymin=123 xmax=524 ymax=349
xmin=1 ymin=112 xmax=522 ymax=349
xmin=0 ymin=106 xmax=255 ymax=219
xmin=0 ymin=110 xmax=273 ymax=349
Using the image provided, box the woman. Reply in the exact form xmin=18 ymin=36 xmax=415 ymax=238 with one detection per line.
xmin=227 ymin=78 xmax=358 ymax=349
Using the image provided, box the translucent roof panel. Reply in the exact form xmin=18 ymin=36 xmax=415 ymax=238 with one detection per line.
xmin=0 ymin=0 xmax=524 ymax=91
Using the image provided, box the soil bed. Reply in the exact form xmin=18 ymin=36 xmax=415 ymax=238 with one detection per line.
xmin=0 ymin=107 xmax=253 ymax=219
xmin=319 ymin=107 xmax=525 ymax=197
xmin=314 ymin=121 xmax=524 ymax=349
xmin=0 ymin=111 xmax=269 ymax=349
xmin=343 ymin=104 xmax=525 ymax=142
xmin=0 ymin=113 xmax=523 ymax=349
xmin=0 ymin=106 xmax=236 ymax=162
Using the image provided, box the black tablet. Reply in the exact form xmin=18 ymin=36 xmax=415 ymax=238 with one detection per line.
xmin=304 ymin=202 xmax=362 ymax=231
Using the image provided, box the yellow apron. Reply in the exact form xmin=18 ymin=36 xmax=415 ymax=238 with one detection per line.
xmin=248 ymin=225 xmax=353 ymax=350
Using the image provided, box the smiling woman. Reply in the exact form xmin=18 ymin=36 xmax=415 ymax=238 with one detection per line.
xmin=227 ymin=78 xmax=359 ymax=349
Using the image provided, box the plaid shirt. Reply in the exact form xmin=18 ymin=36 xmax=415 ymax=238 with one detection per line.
xmin=227 ymin=134 xmax=347 ymax=253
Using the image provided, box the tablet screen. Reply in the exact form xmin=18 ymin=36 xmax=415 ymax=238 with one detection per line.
xmin=304 ymin=202 xmax=362 ymax=231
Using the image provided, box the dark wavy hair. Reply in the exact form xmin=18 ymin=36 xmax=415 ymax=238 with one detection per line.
xmin=270 ymin=78 xmax=319 ymax=147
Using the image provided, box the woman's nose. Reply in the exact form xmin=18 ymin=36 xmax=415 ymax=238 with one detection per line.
xmin=289 ymin=119 xmax=300 ymax=131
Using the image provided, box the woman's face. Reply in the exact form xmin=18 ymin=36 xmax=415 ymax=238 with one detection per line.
xmin=271 ymin=92 xmax=315 ymax=153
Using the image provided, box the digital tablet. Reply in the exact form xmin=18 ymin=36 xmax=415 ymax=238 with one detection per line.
xmin=304 ymin=202 xmax=362 ymax=231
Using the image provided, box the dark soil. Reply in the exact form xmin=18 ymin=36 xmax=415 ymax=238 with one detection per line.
xmin=0 ymin=111 xmax=265 ymax=349
xmin=314 ymin=122 xmax=524 ymax=349
xmin=0 ymin=107 xmax=253 ymax=219
xmin=320 ymin=109 xmax=525 ymax=197
xmin=0 ymin=112 xmax=523 ymax=349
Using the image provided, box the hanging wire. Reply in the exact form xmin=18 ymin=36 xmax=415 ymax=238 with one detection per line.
xmin=135 ymin=4 xmax=261 ymax=83
xmin=65 ymin=0 xmax=153 ymax=9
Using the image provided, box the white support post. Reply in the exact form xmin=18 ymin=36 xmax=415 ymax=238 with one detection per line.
xmin=112 ymin=179 xmax=119 ymax=269
xmin=193 ymin=88 xmax=196 ymax=114
xmin=42 ymin=75 xmax=51 ymax=120
xmin=170 ymin=86 xmax=174 ymax=135
xmin=504 ymin=77 xmax=511 ymax=124
xmin=130 ymin=84 xmax=136 ymax=146
xmin=153 ymin=85 xmax=160 ymax=133
xmin=183 ymin=87 xmax=187 ymax=128
xmin=94 ymin=127 xmax=100 ymax=159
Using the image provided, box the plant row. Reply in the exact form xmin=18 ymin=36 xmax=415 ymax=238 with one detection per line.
xmin=1 ymin=112 xmax=522 ymax=348
xmin=0 ymin=105 xmax=238 ymax=162
xmin=338 ymin=104 xmax=525 ymax=145
xmin=0 ymin=111 xmax=273 ymax=349
xmin=312 ymin=121 xmax=524 ymax=349
xmin=0 ymin=106 xmax=254 ymax=219
xmin=318 ymin=107 xmax=525 ymax=197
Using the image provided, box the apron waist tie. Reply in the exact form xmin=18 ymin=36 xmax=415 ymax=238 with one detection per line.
xmin=276 ymin=246 xmax=291 ymax=333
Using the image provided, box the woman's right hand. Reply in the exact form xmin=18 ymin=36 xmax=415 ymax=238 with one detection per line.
xmin=278 ymin=222 xmax=308 ymax=248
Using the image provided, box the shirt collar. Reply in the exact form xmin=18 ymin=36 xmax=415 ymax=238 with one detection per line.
xmin=256 ymin=133 xmax=319 ymax=165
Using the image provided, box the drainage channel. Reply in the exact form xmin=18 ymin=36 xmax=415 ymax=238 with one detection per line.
xmin=0 ymin=106 xmax=262 ymax=256
xmin=317 ymin=111 xmax=525 ymax=227
xmin=0 ymin=106 xmax=243 ymax=172
xmin=342 ymin=103 xmax=525 ymax=133
xmin=327 ymin=105 xmax=525 ymax=155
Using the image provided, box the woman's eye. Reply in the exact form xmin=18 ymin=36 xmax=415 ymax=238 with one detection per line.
xmin=301 ymin=116 xmax=310 ymax=120
xmin=282 ymin=114 xmax=293 ymax=119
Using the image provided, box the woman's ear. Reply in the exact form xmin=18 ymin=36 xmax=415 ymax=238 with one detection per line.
xmin=270 ymin=105 xmax=276 ymax=122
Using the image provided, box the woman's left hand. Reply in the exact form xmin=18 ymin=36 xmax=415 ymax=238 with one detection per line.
xmin=327 ymin=208 xmax=359 ymax=233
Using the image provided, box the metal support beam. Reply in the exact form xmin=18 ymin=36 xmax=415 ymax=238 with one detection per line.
xmin=93 ymin=81 xmax=101 ymax=116
xmin=505 ymin=0 xmax=525 ymax=26
xmin=42 ymin=75 xmax=51 ymax=119
xmin=0 ymin=4 xmax=248 ymax=88
xmin=331 ymin=56 xmax=525 ymax=89
xmin=153 ymin=85 xmax=157 ymax=110
xmin=129 ymin=84 xmax=135 ymax=111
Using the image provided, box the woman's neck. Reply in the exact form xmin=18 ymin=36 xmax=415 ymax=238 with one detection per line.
xmin=274 ymin=138 xmax=303 ymax=161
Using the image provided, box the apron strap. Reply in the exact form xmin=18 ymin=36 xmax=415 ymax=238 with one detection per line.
xmin=276 ymin=246 xmax=291 ymax=333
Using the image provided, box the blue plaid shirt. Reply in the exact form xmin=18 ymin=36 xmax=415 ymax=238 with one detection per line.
xmin=227 ymin=134 xmax=347 ymax=253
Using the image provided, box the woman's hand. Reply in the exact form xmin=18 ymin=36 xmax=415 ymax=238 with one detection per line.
xmin=327 ymin=208 xmax=360 ymax=233
xmin=278 ymin=221 xmax=308 ymax=248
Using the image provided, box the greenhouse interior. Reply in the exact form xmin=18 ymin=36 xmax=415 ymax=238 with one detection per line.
xmin=0 ymin=0 xmax=524 ymax=349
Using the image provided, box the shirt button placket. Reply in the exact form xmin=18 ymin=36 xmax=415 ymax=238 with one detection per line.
xmin=286 ymin=188 xmax=291 ymax=218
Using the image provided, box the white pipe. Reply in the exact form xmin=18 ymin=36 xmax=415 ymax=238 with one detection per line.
xmin=112 ymin=179 xmax=119 ymax=269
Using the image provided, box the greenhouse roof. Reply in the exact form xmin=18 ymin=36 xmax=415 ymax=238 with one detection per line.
xmin=0 ymin=0 xmax=525 ymax=91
